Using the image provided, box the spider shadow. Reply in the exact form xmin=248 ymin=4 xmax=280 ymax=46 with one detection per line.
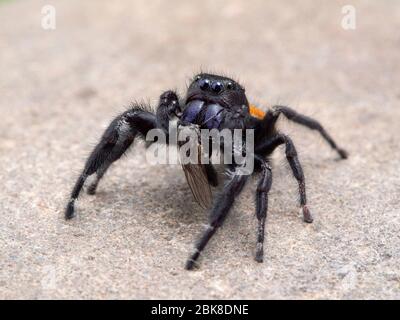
xmin=148 ymin=176 xmax=208 ymax=226
xmin=91 ymin=170 xmax=207 ymax=227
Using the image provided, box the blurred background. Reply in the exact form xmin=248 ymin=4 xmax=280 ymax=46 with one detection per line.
xmin=0 ymin=0 xmax=399 ymax=299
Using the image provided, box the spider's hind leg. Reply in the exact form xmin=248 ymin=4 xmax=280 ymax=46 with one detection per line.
xmin=271 ymin=105 xmax=348 ymax=159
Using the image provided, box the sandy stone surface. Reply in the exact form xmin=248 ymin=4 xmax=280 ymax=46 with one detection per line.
xmin=0 ymin=0 xmax=399 ymax=299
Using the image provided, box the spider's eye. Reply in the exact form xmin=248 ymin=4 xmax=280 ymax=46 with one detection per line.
xmin=211 ymin=81 xmax=223 ymax=93
xmin=226 ymin=82 xmax=233 ymax=90
xmin=195 ymin=75 xmax=201 ymax=81
xmin=199 ymin=78 xmax=210 ymax=90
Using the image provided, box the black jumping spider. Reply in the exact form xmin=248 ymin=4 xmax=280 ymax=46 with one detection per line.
xmin=65 ymin=73 xmax=348 ymax=270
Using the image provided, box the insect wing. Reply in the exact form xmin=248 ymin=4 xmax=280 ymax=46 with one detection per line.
xmin=178 ymin=125 xmax=213 ymax=209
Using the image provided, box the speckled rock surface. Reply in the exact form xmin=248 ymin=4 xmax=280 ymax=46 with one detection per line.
xmin=0 ymin=0 xmax=399 ymax=299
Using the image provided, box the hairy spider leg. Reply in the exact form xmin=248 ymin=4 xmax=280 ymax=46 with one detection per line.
xmin=65 ymin=91 xmax=181 ymax=219
xmin=254 ymin=156 xmax=273 ymax=262
xmin=255 ymin=133 xmax=313 ymax=223
xmin=271 ymin=105 xmax=348 ymax=159
xmin=185 ymin=168 xmax=248 ymax=269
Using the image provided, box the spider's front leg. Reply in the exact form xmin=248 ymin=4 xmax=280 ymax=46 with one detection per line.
xmin=185 ymin=167 xmax=248 ymax=270
xmin=65 ymin=90 xmax=181 ymax=219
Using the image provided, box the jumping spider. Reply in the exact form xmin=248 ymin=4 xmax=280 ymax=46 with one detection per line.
xmin=65 ymin=73 xmax=348 ymax=270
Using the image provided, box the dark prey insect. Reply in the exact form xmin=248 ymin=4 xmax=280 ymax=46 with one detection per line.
xmin=65 ymin=73 xmax=348 ymax=270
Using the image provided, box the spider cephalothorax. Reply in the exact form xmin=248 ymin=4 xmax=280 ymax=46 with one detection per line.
xmin=65 ymin=72 xmax=348 ymax=270
xmin=182 ymin=74 xmax=252 ymax=130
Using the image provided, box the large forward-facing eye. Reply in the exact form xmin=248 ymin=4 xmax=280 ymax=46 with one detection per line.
xmin=211 ymin=81 xmax=223 ymax=93
xmin=199 ymin=79 xmax=210 ymax=90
